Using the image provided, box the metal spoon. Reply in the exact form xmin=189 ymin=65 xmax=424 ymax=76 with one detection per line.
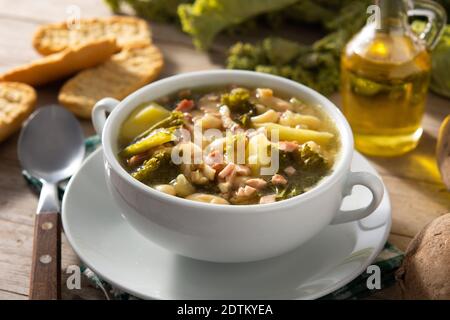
xmin=437 ymin=115 xmax=450 ymax=190
xmin=18 ymin=106 xmax=84 ymax=300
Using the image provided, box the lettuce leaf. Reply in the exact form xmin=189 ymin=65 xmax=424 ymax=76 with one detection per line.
xmin=177 ymin=0 xmax=298 ymax=49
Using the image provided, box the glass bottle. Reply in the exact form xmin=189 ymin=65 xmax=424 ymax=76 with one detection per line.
xmin=341 ymin=0 xmax=447 ymax=156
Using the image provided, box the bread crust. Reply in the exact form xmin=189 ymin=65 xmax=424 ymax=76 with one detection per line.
xmin=58 ymin=43 xmax=164 ymax=118
xmin=0 ymin=38 xmax=119 ymax=87
xmin=33 ymin=16 xmax=151 ymax=55
xmin=0 ymin=82 xmax=37 ymax=143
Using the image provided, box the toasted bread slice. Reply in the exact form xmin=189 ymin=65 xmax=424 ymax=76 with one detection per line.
xmin=0 ymin=82 xmax=37 ymax=143
xmin=0 ymin=38 xmax=119 ymax=87
xmin=58 ymin=43 xmax=164 ymax=118
xmin=33 ymin=16 xmax=151 ymax=55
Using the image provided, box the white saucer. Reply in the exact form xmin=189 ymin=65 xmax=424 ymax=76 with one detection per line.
xmin=62 ymin=148 xmax=391 ymax=300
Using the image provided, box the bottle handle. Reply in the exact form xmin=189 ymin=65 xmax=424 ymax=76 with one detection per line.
xmin=409 ymin=0 xmax=447 ymax=50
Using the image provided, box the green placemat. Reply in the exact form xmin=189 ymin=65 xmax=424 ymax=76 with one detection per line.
xmin=22 ymin=135 xmax=404 ymax=300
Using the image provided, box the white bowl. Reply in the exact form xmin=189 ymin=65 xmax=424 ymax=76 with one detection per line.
xmin=92 ymin=70 xmax=384 ymax=263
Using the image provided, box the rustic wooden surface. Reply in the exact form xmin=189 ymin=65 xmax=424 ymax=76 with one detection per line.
xmin=0 ymin=0 xmax=449 ymax=300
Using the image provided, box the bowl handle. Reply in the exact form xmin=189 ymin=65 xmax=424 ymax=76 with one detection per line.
xmin=92 ymin=98 xmax=120 ymax=135
xmin=331 ymin=172 xmax=384 ymax=225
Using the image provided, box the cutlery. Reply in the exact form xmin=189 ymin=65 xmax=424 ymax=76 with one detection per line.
xmin=18 ymin=106 xmax=84 ymax=300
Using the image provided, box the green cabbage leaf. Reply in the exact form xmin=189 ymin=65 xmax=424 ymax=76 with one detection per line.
xmin=177 ymin=0 xmax=298 ymax=49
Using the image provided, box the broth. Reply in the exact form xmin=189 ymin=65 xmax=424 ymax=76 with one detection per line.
xmin=118 ymin=86 xmax=340 ymax=205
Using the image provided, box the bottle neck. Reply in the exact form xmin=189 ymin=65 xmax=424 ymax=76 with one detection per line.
xmin=376 ymin=0 xmax=409 ymax=33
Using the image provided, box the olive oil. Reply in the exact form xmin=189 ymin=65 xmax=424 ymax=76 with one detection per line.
xmin=341 ymin=34 xmax=431 ymax=156
xmin=340 ymin=0 xmax=446 ymax=157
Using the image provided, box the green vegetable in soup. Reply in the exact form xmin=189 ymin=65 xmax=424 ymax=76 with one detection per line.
xmin=254 ymin=122 xmax=333 ymax=145
xmin=120 ymin=128 xmax=177 ymax=158
xmin=115 ymin=85 xmax=339 ymax=205
xmin=220 ymin=87 xmax=253 ymax=114
xmin=131 ymin=149 xmax=172 ymax=182
xmin=296 ymin=144 xmax=328 ymax=170
xmin=274 ymin=144 xmax=329 ymax=200
xmin=133 ymin=111 xmax=184 ymax=142
xmin=120 ymin=102 xmax=171 ymax=144
xmin=236 ymin=110 xmax=255 ymax=129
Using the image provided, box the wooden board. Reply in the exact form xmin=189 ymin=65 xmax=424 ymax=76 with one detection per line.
xmin=0 ymin=0 xmax=449 ymax=300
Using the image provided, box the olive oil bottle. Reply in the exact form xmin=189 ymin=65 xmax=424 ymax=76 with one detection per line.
xmin=341 ymin=0 xmax=447 ymax=156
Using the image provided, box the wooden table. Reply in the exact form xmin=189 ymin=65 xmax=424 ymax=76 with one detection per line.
xmin=0 ymin=0 xmax=449 ymax=300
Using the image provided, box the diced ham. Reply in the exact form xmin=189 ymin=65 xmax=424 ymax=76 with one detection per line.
xmin=245 ymin=178 xmax=268 ymax=189
xmin=271 ymin=174 xmax=288 ymax=185
xmin=284 ymin=166 xmax=296 ymax=176
xmin=218 ymin=163 xmax=236 ymax=179
xmin=204 ymin=150 xmax=223 ymax=166
xmin=175 ymin=99 xmax=195 ymax=112
xmin=259 ymin=194 xmax=277 ymax=204
xmin=212 ymin=163 xmax=225 ymax=172
xmin=279 ymin=141 xmax=299 ymax=152
xmin=235 ymin=165 xmax=251 ymax=176
xmin=236 ymin=185 xmax=257 ymax=197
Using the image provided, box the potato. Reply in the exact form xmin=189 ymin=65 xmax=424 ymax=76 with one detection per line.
xmin=120 ymin=102 xmax=170 ymax=143
xmin=254 ymin=122 xmax=333 ymax=145
xmin=396 ymin=213 xmax=450 ymax=299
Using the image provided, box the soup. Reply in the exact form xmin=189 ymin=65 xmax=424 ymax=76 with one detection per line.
xmin=117 ymin=86 xmax=339 ymax=205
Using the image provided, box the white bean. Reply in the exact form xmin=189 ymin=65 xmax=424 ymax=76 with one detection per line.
xmin=172 ymin=174 xmax=196 ymax=197
xmin=154 ymin=184 xmax=176 ymax=196
xmin=186 ymin=193 xmax=230 ymax=205
xmin=196 ymin=114 xmax=222 ymax=129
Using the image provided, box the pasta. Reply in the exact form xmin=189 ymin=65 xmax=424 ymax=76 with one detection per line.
xmin=118 ymin=86 xmax=339 ymax=205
